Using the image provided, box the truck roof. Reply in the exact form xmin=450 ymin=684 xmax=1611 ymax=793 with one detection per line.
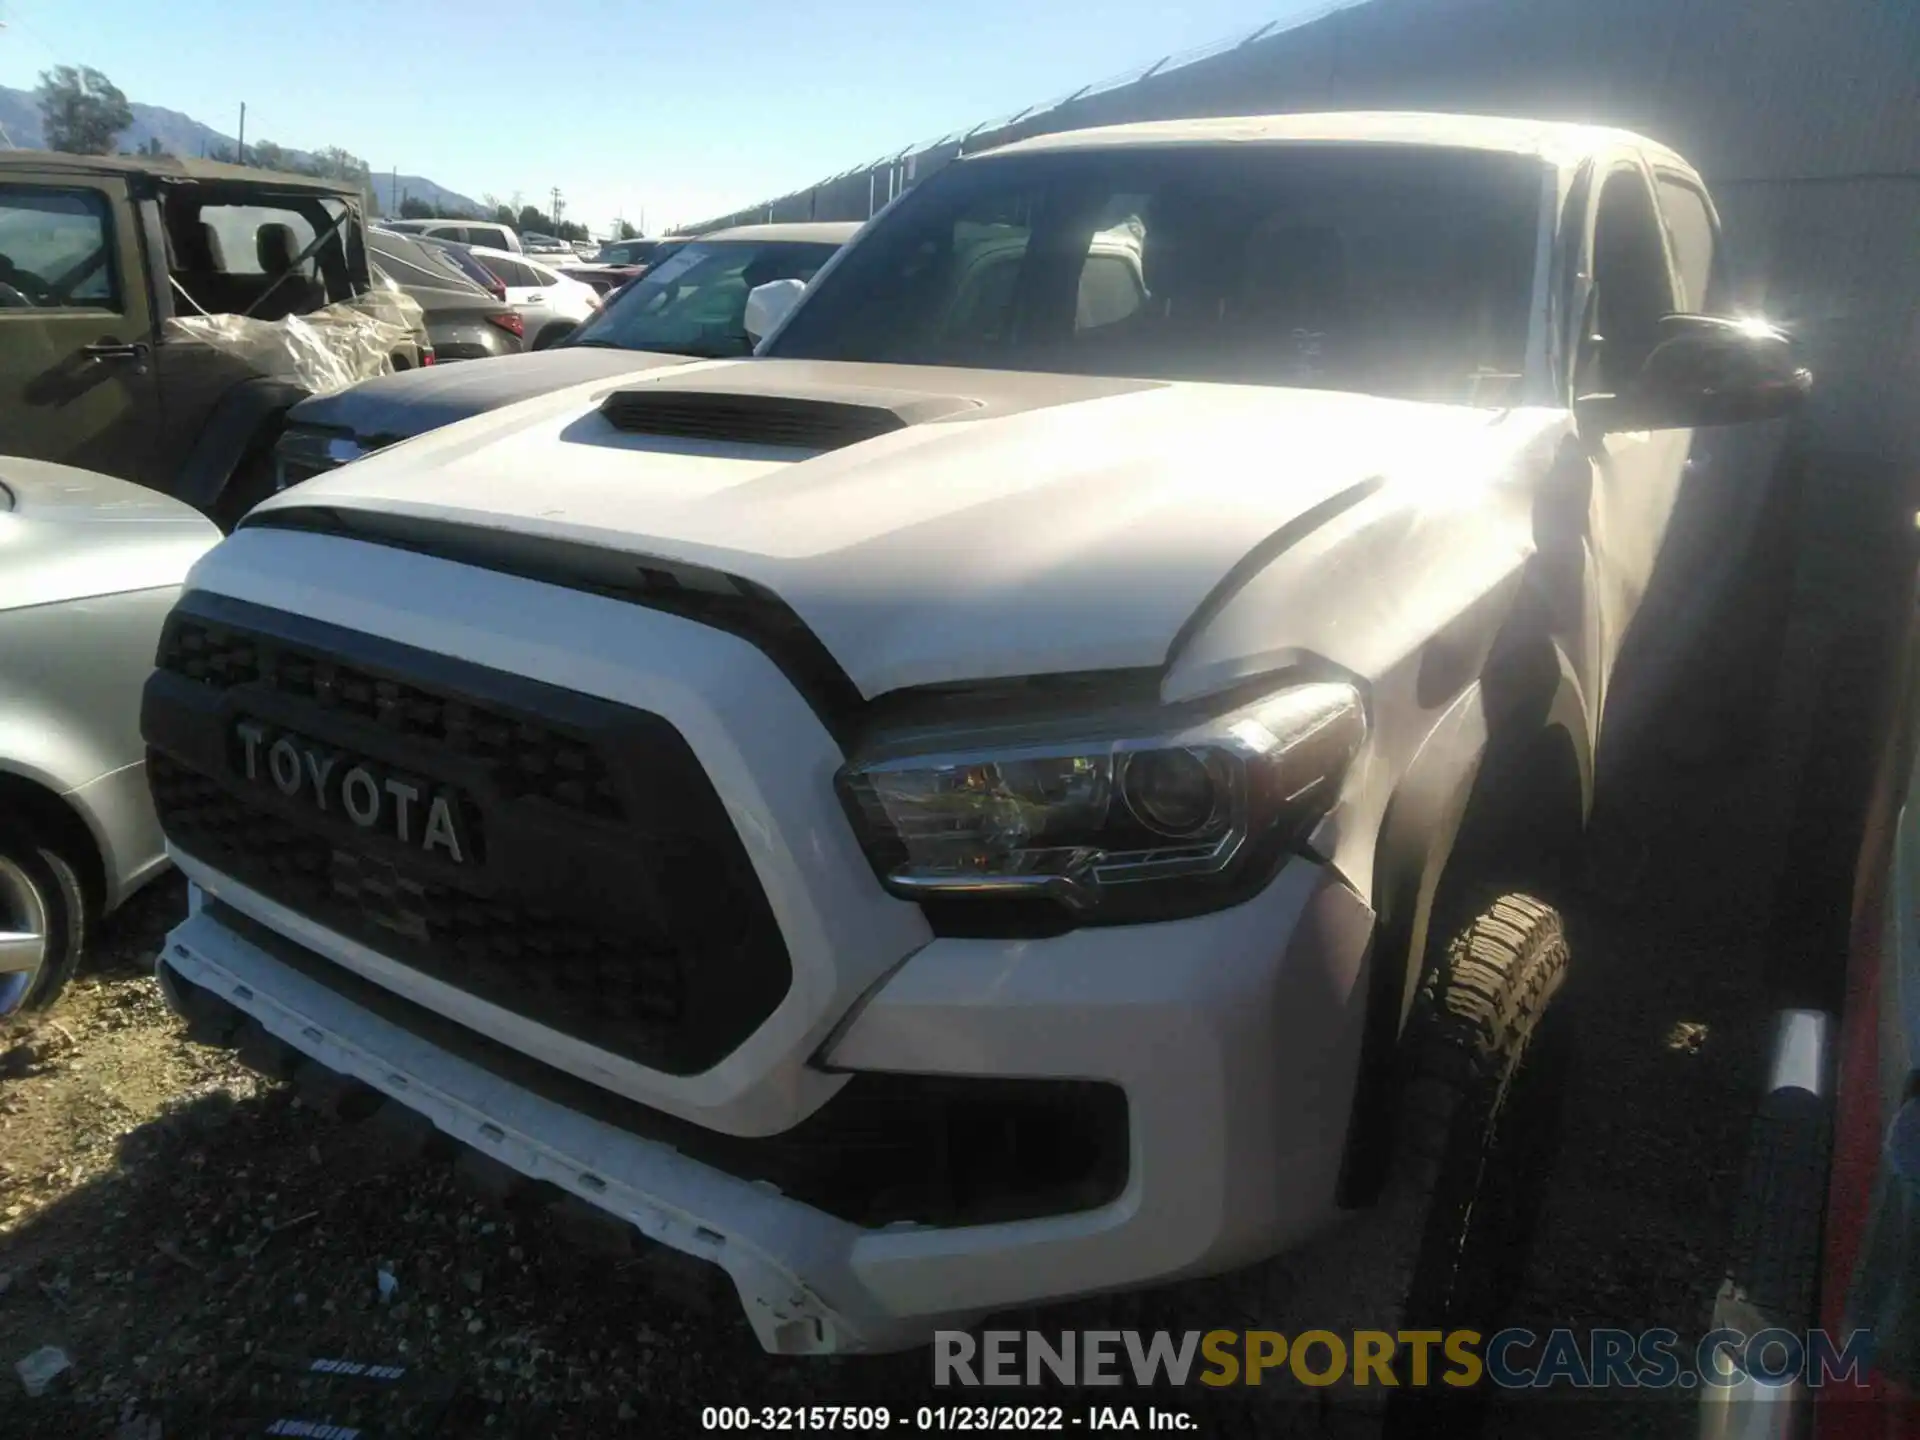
xmin=981 ymin=111 xmax=1690 ymax=171
xmin=0 ymin=148 xmax=365 ymax=195
xmin=698 ymin=222 xmax=863 ymax=245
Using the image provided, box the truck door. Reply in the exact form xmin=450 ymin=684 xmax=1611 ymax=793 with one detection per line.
xmin=0 ymin=171 xmax=162 ymax=484
xmin=1571 ymin=159 xmax=1695 ymax=729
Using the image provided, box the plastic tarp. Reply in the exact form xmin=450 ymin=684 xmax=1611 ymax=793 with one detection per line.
xmin=163 ymin=288 xmax=425 ymax=398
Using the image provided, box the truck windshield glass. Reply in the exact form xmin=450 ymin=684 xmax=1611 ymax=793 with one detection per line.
xmin=567 ymin=239 xmax=840 ymax=358
xmin=769 ymin=145 xmax=1546 ymax=404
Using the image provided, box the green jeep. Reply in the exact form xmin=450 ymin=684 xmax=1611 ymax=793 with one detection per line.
xmin=0 ymin=151 xmax=422 ymax=526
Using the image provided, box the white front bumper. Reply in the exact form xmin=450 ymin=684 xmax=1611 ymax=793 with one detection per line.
xmin=160 ymin=858 xmax=1374 ymax=1355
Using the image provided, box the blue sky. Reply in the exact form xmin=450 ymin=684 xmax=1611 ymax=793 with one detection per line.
xmin=0 ymin=0 xmax=1321 ymax=234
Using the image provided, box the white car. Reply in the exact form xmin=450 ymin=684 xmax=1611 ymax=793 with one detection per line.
xmin=144 ymin=114 xmax=1806 ymax=1377
xmin=465 ymin=245 xmax=601 ymax=350
xmin=380 ymin=218 xmax=523 ymax=254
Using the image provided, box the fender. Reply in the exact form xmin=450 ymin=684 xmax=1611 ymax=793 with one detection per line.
xmin=172 ymin=376 xmax=309 ymax=514
xmin=1336 ymin=642 xmax=1591 ymax=1205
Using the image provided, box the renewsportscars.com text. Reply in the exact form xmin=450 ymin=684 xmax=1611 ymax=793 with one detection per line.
xmin=933 ymin=1327 xmax=1875 ymax=1390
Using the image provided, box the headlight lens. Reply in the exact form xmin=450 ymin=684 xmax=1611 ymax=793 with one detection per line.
xmin=837 ymin=681 xmax=1364 ymax=917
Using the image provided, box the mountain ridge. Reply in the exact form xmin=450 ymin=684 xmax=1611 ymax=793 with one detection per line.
xmin=0 ymin=83 xmax=481 ymax=217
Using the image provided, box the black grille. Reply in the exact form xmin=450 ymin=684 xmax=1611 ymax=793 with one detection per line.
xmin=598 ymin=389 xmax=907 ymax=450
xmin=150 ymin=754 xmax=686 ymax=1033
xmin=143 ymin=593 xmax=792 ymax=1075
xmin=159 ymin=618 xmax=621 ymax=820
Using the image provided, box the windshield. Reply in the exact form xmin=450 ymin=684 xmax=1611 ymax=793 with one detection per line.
xmin=565 ymin=238 xmax=841 ymax=357
xmin=768 ymin=145 xmax=1546 ymax=404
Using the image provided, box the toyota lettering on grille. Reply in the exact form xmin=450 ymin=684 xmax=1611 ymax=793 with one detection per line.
xmin=235 ymin=719 xmax=472 ymax=864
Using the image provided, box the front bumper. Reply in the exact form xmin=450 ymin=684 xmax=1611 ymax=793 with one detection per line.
xmin=159 ymin=858 xmax=1374 ymax=1354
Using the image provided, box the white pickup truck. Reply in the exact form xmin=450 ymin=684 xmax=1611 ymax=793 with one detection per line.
xmin=140 ymin=113 xmax=1805 ymax=1378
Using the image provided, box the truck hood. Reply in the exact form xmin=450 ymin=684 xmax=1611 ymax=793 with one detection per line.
xmin=284 ymin=346 xmax=701 ymax=445
xmin=252 ymin=359 xmax=1532 ymax=698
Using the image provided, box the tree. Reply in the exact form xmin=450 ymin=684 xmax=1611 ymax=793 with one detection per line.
xmin=614 ymin=219 xmax=639 ymax=240
xmin=36 ymin=66 xmax=133 ymax=155
xmin=517 ymin=204 xmax=549 ymax=234
xmin=491 ymin=204 xmax=516 ymax=227
xmin=247 ymin=139 xmax=290 ymax=172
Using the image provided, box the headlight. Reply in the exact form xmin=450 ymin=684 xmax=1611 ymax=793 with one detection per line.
xmin=837 ymin=680 xmax=1365 ymax=921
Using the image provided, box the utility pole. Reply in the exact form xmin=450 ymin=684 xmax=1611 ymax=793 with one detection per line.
xmin=236 ymin=102 xmax=246 ymax=164
xmin=391 ymin=165 xmax=399 ymax=216
xmin=550 ymin=187 xmax=563 ymax=230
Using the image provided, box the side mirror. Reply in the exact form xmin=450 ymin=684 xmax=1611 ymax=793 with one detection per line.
xmin=1579 ymin=313 xmax=1811 ymax=433
xmin=743 ymin=278 xmax=805 ymax=346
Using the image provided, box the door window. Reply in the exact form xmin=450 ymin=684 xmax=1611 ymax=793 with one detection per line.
xmin=488 ymin=256 xmax=543 ymax=289
xmin=0 ymin=187 xmax=118 ymax=310
xmin=1582 ymin=168 xmax=1676 ymax=395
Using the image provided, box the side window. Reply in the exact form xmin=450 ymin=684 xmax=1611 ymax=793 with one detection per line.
xmin=1655 ymin=177 xmax=1715 ymax=312
xmin=491 ymin=257 xmax=540 ymax=289
xmin=1076 ymin=251 xmax=1145 ymax=332
xmin=1582 ymin=168 xmax=1676 ymax=395
xmin=0 ymin=186 xmax=118 ymax=310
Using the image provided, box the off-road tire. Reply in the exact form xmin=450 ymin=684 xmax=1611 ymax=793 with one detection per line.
xmin=0 ymin=825 xmax=87 ymax=1019
xmin=1211 ymin=891 xmax=1570 ymax=1438
xmin=1395 ymin=894 xmax=1569 ymax=1324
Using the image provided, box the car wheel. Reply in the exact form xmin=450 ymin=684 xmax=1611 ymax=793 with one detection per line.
xmin=1234 ymin=891 xmax=1569 ymax=1437
xmin=0 ymin=829 xmax=87 ymax=1019
xmin=1378 ymin=892 xmax=1570 ymax=1435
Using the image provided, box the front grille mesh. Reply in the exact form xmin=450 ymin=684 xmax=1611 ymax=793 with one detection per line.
xmin=145 ymin=599 xmax=796 ymax=1074
xmin=159 ymin=620 xmax=621 ymax=820
xmin=150 ymin=753 xmax=686 ymax=1033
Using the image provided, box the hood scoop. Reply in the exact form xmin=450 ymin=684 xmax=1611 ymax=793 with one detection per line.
xmin=598 ymin=384 xmax=980 ymax=452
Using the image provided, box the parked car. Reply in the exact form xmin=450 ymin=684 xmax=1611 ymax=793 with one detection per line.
xmin=465 ymin=245 xmax=602 ymax=350
xmin=381 ymin=218 xmax=522 ymax=253
xmin=518 ymin=230 xmax=574 ymax=257
xmin=557 ymin=262 xmax=640 ymax=297
xmin=270 ymin=222 xmax=855 ymax=490
xmin=0 ymin=457 xmax=218 ymax=1017
xmin=146 ymin=113 xmax=1810 ymax=1375
xmin=1701 ymin=554 xmax=1920 ymax=1435
xmin=366 ymin=229 xmax=526 ymax=362
xmin=0 ymin=151 xmax=420 ymax=527
xmin=591 ymin=237 xmax=665 ymax=267
xmin=399 ymin=232 xmax=511 ymax=299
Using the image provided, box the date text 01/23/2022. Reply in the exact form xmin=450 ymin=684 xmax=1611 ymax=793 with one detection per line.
xmin=700 ymin=1406 xmax=1199 ymax=1431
